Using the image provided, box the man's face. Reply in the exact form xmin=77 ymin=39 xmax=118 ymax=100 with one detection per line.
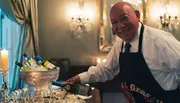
xmin=110 ymin=3 xmax=140 ymax=42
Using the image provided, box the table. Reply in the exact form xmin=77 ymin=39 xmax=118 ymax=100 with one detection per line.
xmin=86 ymin=88 xmax=101 ymax=103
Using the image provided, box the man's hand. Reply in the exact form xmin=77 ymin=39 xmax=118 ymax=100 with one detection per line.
xmin=65 ymin=75 xmax=81 ymax=84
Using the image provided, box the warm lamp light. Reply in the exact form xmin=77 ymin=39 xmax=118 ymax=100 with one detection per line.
xmin=123 ymin=0 xmax=142 ymax=6
xmin=96 ymin=57 xmax=106 ymax=64
xmin=102 ymin=59 xmax=107 ymax=63
xmin=68 ymin=0 xmax=92 ymax=39
xmin=158 ymin=0 xmax=179 ymax=32
xmin=97 ymin=58 xmax=101 ymax=64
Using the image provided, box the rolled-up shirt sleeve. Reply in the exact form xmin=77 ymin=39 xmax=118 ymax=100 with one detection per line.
xmin=165 ymin=37 xmax=180 ymax=83
xmin=78 ymin=40 xmax=122 ymax=84
xmin=155 ymin=34 xmax=180 ymax=89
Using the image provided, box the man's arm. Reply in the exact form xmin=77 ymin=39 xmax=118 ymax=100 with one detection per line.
xmin=66 ymin=40 xmax=122 ymax=84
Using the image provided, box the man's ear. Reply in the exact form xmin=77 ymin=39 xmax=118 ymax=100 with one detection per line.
xmin=135 ymin=10 xmax=140 ymax=21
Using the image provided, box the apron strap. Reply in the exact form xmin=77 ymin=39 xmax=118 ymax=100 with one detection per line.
xmin=138 ymin=23 xmax=144 ymax=53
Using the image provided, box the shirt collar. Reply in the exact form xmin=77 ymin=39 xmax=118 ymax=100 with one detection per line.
xmin=124 ymin=22 xmax=141 ymax=52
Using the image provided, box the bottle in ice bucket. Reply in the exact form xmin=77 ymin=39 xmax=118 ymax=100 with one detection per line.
xmin=52 ymin=81 xmax=92 ymax=96
xmin=15 ymin=61 xmax=31 ymax=72
xmin=34 ymin=55 xmax=57 ymax=70
xmin=33 ymin=55 xmax=48 ymax=69
xmin=22 ymin=53 xmax=38 ymax=68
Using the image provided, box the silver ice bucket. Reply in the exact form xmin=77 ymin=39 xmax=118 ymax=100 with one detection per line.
xmin=20 ymin=67 xmax=60 ymax=95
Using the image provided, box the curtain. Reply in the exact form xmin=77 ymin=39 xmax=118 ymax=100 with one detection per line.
xmin=0 ymin=11 xmax=21 ymax=88
xmin=0 ymin=0 xmax=39 ymax=89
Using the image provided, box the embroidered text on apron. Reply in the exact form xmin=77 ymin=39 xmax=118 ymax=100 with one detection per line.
xmin=119 ymin=24 xmax=179 ymax=103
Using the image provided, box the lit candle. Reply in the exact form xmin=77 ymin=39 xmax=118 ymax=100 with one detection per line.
xmin=102 ymin=59 xmax=107 ymax=63
xmin=1 ymin=49 xmax=8 ymax=70
xmin=97 ymin=58 xmax=101 ymax=64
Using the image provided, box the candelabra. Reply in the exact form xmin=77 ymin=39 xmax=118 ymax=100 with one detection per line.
xmin=158 ymin=0 xmax=180 ymax=32
xmin=159 ymin=13 xmax=179 ymax=32
xmin=0 ymin=68 xmax=10 ymax=102
xmin=160 ymin=14 xmax=170 ymax=28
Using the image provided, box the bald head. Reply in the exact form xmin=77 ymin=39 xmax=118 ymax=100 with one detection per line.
xmin=110 ymin=2 xmax=136 ymax=17
xmin=110 ymin=1 xmax=140 ymax=42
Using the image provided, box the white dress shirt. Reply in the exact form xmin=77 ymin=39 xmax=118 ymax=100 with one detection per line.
xmin=78 ymin=23 xmax=180 ymax=91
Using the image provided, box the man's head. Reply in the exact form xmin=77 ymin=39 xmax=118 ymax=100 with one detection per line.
xmin=110 ymin=2 xmax=140 ymax=42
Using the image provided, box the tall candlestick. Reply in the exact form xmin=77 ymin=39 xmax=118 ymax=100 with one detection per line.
xmin=1 ymin=49 xmax=8 ymax=70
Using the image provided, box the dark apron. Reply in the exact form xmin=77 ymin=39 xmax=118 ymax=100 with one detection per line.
xmin=119 ymin=24 xmax=180 ymax=103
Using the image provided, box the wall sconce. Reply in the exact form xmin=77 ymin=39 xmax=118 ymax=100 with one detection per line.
xmin=123 ymin=0 xmax=142 ymax=7
xmin=68 ymin=0 xmax=91 ymax=39
xmin=159 ymin=0 xmax=179 ymax=32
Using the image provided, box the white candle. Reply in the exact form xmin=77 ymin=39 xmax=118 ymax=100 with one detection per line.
xmin=1 ymin=49 xmax=8 ymax=70
xmin=97 ymin=58 xmax=101 ymax=63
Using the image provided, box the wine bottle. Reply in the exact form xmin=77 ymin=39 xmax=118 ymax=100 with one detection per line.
xmin=22 ymin=53 xmax=31 ymax=61
xmin=34 ymin=56 xmax=57 ymax=70
xmin=52 ymin=81 xmax=92 ymax=96
xmin=15 ymin=61 xmax=30 ymax=72
xmin=43 ymin=61 xmax=57 ymax=70
xmin=34 ymin=55 xmax=47 ymax=69
xmin=34 ymin=55 xmax=43 ymax=64
xmin=22 ymin=53 xmax=38 ymax=68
